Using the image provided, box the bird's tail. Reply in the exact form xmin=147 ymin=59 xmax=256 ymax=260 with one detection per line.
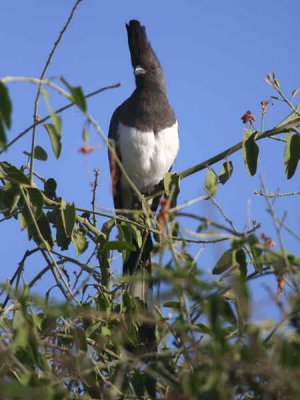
xmin=123 ymin=232 xmax=156 ymax=351
xmin=126 ymin=19 xmax=161 ymax=70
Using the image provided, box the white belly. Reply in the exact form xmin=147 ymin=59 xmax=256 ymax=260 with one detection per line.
xmin=118 ymin=121 xmax=179 ymax=192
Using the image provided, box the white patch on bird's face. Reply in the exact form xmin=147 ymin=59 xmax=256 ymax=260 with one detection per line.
xmin=118 ymin=121 xmax=179 ymax=193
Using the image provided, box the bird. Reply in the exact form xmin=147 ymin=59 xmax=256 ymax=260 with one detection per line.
xmin=108 ymin=20 xmax=179 ymax=350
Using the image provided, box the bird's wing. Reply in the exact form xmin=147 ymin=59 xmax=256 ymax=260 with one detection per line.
xmin=108 ymin=108 xmax=123 ymax=210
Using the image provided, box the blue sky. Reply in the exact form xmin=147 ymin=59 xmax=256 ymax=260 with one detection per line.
xmin=1 ymin=0 xmax=300 ymax=320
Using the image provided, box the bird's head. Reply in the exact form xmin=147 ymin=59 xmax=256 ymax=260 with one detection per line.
xmin=126 ymin=20 xmax=165 ymax=89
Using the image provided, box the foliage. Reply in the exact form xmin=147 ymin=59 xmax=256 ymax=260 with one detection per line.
xmin=1 ymin=5 xmax=300 ymax=400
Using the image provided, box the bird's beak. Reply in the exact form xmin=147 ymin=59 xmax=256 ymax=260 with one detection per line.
xmin=134 ymin=66 xmax=146 ymax=76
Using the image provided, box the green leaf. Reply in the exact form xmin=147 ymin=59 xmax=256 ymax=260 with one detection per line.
xmin=128 ymin=224 xmax=143 ymax=248
xmin=242 ymin=130 xmax=259 ymax=176
xmin=82 ymin=125 xmax=89 ymax=142
xmin=163 ymin=301 xmax=181 ymax=309
xmin=2 ymin=183 xmax=20 ymax=214
xmin=44 ymin=123 xmax=62 ymax=159
xmin=56 ymin=211 xmax=71 ymax=250
xmin=70 ymin=86 xmax=86 ymax=112
xmin=72 ymin=228 xmax=88 ymax=256
xmin=62 ymin=78 xmax=86 ymax=112
xmin=0 ymin=81 xmax=12 ymax=129
xmin=19 ymin=212 xmax=27 ymax=230
xmin=23 ymin=145 xmax=48 ymax=161
xmin=61 ymin=201 xmax=76 ymax=238
xmin=213 ymin=249 xmax=233 ymax=275
xmin=41 ymin=89 xmax=62 ymax=137
xmin=132 ymin=373 xmax=145 ymax=398
xmin=0 ymin=162 xmax=31 ymax=185
xmin=248 ymin=234 xmax=263 ymax=272
xmin=196 ymin=323 xmax=211 ymax=334
xmin=274 ymin=103 xmax=300 ymax=131
xmin=104 ymin=240 xmax=136 ymax=252
xmin=12 ymin=310 xmax=29 ymax=350
xmin=27 ymin=188 xmax=44 ymax=220
xmin=33 ymin=212 xmax=54 ymax=248
xmin=0 ymin=120 xmax=7 ymax=149
xmin=163 ymin=172 xmax=180 ymax=206
xmin=284 ymin=133 xmax=300 ymax=179
xmin=51 ymin=113 xmax=62 ymax=136
xmin=74 ymin=327 xmax=87 ymax=352
xmin=219 ymin=161 xmax=233 ymax=184
xmin=292 ymin=88 xmax=300 ymax=97
xmin=235 ymin=248 xmax=247 ymax=278
xmin=100 ymin=326 xmax=111 ymax=337
xmin=205 ymin=168 xmax=218 ymax=196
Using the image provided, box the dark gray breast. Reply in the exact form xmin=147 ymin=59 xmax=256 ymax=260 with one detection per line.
xmin=109 ymin=87 xmax=176 ymax=138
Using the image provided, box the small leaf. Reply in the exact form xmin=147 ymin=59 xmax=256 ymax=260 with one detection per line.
xmin=2 ymin=184 xmax=20 ymax=214
xmin=284 ymin=133 xmax=300 ymax=179
xmin=44 ymin=123 xmax=62 ymax=159
xmin=0 ymin=82 xmax=12 ymax=129
xmin=19 ymin=212 xmax=27 ymax=230
xmin=213 ymin=249 xmax=233 ymax=275
xmin=248 ymin=234 xmax=263 ymax=272
xmin=82 ymin=125 xmax=89 ymax=142
xmin=0 ymin=120 xmax=6 ymax=149
xmin=129 ymin=224 xmax=143 ymax=248
xmin=70 ymin=86 xmax=86 ymax=112
xmin=23 ymin=145 xmax=48 ymax=161
xmin=205 ymin=168 xmax=218 ymax=196
xmin=163 ymin=301 xmax=181 ymax=309
xmin=100 ymin=326 xmax=111 ymax=337
xmin=235 ymin=248 xmax=247 ymax=278
xmin=56 ymin=211 xmax=71 ymax=250
xmin=62 ymin=78 xmax=86 ymax=112
xmin=163 ymin=172 xmax=180 ymax=206
xmin=104 ymin=240 xmax=136 ymax=252
xmin=74 ymin=328 xmax=87 ymax=352
xmin=72 ymin=228 xmax=88 ymax=256
xmin=61 ymin=200 xmax=76 ymax=237
xmin=219 ymin=161 xmax=233 ymax=184
xmin=196 ymin=323 xmax=211 ymax=334
xmin=61 ymin=201 xmax=76 ymax=238
xmin=51 ymin=113 xmax=62 ymax=136
xmin=242 ymin=130 xmax=259 ymax=176
xmin=292 ymin=88 xmax=300 ymax=98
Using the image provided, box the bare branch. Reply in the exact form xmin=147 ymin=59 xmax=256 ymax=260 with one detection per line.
xmin=29 ymin=0 xmax=84 ymax=182
xmin=254 ymin=189 xmax=300 ymax=198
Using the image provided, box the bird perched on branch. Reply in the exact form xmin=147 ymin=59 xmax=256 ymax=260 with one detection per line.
xmin=108 ymin=19 xmax=179 ymax=350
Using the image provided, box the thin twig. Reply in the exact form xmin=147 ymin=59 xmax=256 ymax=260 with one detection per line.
xmin=29 ymin=0 xmax=83 ymax=182
xmin=169 ymin=194 xmax=208 ymax=212
xmin=91 ymin=168 xmax=100 ymax=227
xmin=1 ymin=248 xmax=39 ymax=310
xmin=50 ymin=249 xmax=100 ymax=280
xmin=1 ymin=76 xmax=70 ymax=97
xmin=254 ymin=189 xmax=300 ymax=198
xmin=0 ymin=83 xmax=120 ymax=154
xmin=20 ymin=186 xmax=79 ymax=302
xmin=179 ymin=121 xmax=300 ymax=180
xmin=28 ymin=261 xmax=63 ymax=288
xmin=209 ymin=195 xmax=238 ymax=233
xmin=259 ymin=177 xmax=291 ymax=274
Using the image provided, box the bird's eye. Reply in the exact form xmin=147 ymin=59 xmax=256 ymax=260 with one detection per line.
xmin=150 ymin=65 xmax=156 ymax=71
